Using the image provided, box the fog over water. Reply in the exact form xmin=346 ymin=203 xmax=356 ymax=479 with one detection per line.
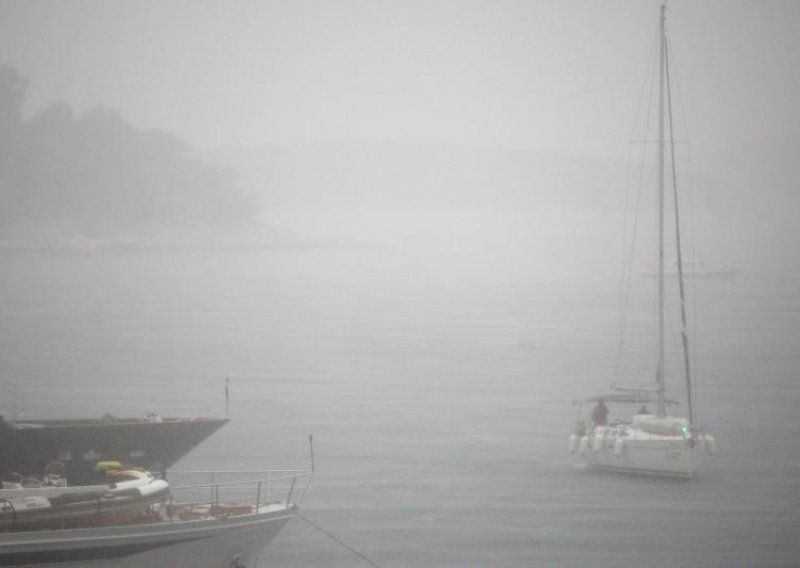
xmin=2 ymin=1 xmax=799 ymax=268
xmin=1 ymin=1 xmax=799 ymax=566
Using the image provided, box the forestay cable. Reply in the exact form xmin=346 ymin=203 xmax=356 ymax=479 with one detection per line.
xmin=296 ymin=511 xmax=383 ymax=568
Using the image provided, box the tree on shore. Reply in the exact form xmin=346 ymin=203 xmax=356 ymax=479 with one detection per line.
xmin=0 ymin=65 xmax=260 ymax=241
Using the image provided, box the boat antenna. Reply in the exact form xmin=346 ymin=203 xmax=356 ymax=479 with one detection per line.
xmin=225 ymin=377 xmax=230 ymax=419
xmin=309 ymin=434 xmax=315 ymax=472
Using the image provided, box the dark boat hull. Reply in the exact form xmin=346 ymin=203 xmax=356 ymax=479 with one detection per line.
xmin=0 ymin=417 xmax=227 ymax=485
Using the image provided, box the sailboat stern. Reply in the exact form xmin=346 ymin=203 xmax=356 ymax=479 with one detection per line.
xmin=580 ymin=424 xmax=709 ymax=478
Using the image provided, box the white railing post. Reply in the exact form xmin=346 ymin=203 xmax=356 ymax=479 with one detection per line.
xmin=210 ymin=471 xmax=216 ymax=504
xmin=286 ymin=477 xmax=297 ymax=510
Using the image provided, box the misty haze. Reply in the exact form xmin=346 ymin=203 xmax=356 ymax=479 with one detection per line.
xmin=1 ymin=1 xmax=799 ymax=566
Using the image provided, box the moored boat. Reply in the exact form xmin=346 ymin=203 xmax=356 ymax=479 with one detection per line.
xmin=0 ymin=464 xmax=170 ymax=532
xmin=0 ymin=468 xmax=312 ymax=567
xmin=0 ymin=413 xmax=228 ymax=486
xmin=569 ymin=391 xmax=715 ymax=477
xmin=569 ymin=3 xmax=715 ymax=478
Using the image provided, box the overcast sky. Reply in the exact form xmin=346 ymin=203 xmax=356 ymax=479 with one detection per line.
xmin=2 ymin=0 xmax=798 ymax=160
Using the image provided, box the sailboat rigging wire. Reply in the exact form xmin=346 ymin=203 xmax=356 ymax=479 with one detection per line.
xmin=665 ymin=26 xmax=695 ymax=427
xmin=653 ymin=2 xmax=668 ymax=419
xmin=296 ymin=511 xmax=383 ymax=568
xmin=615 ymin=21 xmax=662 ymax=379
xmin=665 ymin=35 xmax=702 ymax=420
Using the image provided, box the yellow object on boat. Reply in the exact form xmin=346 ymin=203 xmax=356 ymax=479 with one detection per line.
xmin=94 ymin=461 xmax=122 ymax=472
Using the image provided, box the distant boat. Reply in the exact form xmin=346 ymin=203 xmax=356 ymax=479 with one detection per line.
xmin=0 ymin=413 xmax=228 ymax=485
xmin=569 ymin=3 xmax=715 ymax=477
xmin=642 ymin=258 xmax=736 ymax=279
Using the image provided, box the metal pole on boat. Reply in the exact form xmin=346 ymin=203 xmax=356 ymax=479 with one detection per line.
xmin=287 ymin=477 xmax=297 ymax=510
xmin=664 ymin=12 xmax=695 ymax=428
xmin=225 ymin=377 xmax=230 ymax=419
xmin=309 ymin=434 xmax=315 ymax=472
xmin=656 ymin=2 xmax=667 ymax=419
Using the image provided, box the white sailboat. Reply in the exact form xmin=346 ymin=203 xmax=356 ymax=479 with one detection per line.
xmin=569 ymin=3 xmax=716 ymax=477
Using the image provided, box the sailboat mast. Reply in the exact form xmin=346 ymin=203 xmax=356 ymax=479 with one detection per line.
xmin=656 ymin=2 xmax=667 ymax=419
xmin=664 ymin=11 xmax=696 ymax=427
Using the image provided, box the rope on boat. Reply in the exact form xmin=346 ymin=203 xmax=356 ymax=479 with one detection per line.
xmin=296 ymin=511 xmax=383 ymax=568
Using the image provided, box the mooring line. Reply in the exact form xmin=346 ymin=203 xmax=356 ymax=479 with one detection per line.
xmin=296 ymin=511 xmax=383 ymax=568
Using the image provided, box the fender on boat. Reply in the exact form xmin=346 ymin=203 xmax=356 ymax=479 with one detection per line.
xmin=614 ymin=437 xmax=624 ymax=457
xmin=0 ymin=496 xmax=51 ymax=514
xmin=704 ymin=435 xmax=716 ymax=455
xmin=108 ymin=470 xmax=153 ymax=491
xmin=592 ymin=435 xmax=603 ymax=453
xmin=569 ymin=434 xmax=579 ymax=454
xmin=138 ymin=478 xmax=170 ymax=498
xmin=95 ymin=461 xmax=123 ymax=472
xmin=579 ymin=436 xmax=589 ymax=455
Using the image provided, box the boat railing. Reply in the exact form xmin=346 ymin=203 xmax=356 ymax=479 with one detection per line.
xmin=161 ymin=469 xmax=314 ymax=514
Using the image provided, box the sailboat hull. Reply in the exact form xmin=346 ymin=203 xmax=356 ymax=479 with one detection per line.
xmin=582 ymin=433 xmax=703 ymax=478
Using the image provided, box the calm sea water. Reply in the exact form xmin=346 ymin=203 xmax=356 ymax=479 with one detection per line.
xmin=1 ymin=246 xmax=798 ymax=567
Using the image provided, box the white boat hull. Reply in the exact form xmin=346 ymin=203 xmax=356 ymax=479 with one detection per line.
xmin=584 ymin=438 xmax=705 ymax=477
xmin=582 ymin=431 xmax=704 ymax=477
xmin=0 ymin=504 xmax=295 ymax=567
